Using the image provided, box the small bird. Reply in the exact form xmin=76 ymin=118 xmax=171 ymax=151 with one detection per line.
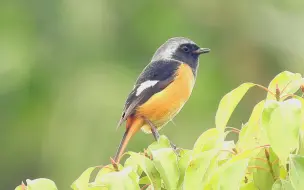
xmin=114 ymin=37 xmax=210 ymax=162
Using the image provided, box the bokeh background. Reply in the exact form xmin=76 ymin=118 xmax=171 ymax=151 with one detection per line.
xmin=1 ymin=0 xmax=304 ymax=189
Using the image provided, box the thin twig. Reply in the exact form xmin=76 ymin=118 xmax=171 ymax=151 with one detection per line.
xmin=226 ymin=129 xmax=240 ymax=134
xmin=220 ymin=149 xmax=236 ymax=155
xmin=272 ymin=159 xmax=279 ymax=166
xmin=226 ymin=127 xmax=241 ymax=133
xmin=280 ymin=80 xmax=292 ymax=95
xmin=265 ymin=149 xmax=276 ymax=179
xmin=281 ymin=94 xmax=296 ymax=100
xmin=275 ymin=84 xmax=281 ymax=101
xmin=255 ymin=84 xmax=276 ymax=97
xmin=248 ymin=166 xmax=270 ymax=172
xmin=141 ymin=184 xmax=150 ymax=190
xmin=252 ymin=157 xmax=268 ymax=163
xmin=254 ymin=144 xmax=270 ymax=150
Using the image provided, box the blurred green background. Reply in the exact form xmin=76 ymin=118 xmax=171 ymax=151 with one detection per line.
xmin=1 ymin=0 xmax=304 ymax=189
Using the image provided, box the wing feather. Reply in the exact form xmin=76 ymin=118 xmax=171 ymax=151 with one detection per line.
xmin=117 ymin=59 xmax=181 ymax=128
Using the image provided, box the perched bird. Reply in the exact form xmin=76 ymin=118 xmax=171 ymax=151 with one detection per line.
xmin=114 ymin=37 xmax=210 ymax=162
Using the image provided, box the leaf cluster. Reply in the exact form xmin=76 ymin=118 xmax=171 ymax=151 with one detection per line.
xmin=15 ymin=71 xmax=304 ymax=190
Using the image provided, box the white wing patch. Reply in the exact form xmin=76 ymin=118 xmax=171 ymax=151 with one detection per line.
xmin=136 ymin=80 xmax=159 ymax=96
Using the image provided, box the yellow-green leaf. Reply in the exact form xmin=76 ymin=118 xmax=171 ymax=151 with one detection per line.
xmin=262 ymin=99 xmax=301 ymax=164
xmin=272 ymin=179 xmax=294 ymax=190
xmin=252 ymin=148 xmax=279 ymax=190
xmin=183 ymin=150 xmax=218 ymax=190
xmin=216 ymin=82 xmax=255 ymax=132
xmin=193 ymin=128 xmax=224 ymax=155
xmin=240 ymin=182 xmax=258 ymax=190
xmin=26 ymin=178 xmax=57 ymax=190
xmin=139 ymin=176 xmax=150 ymax=185
xmin=95 ymin=164 xmax=123 ymax=182
xmin=147 ymin=135 xmax=171 ymax=152
xmin=294 ymin=96 xmax=304 ymax=156
xmin=266 ymin=71 xmax=302 ymax=100
xmin=237 ymin=100 xmax=268 ymax=152
xmin=207 ymin=159 xmax=249 ymax=190
xmin=289 ymin=154 xmax=304 ymax=189
xmin=72 ymin=167 xmax=95 ymax=190
xmin=150 ymin=148 xmax=179 ymax=190
xmin=71 ymin=165 xmax=104 ymax=190
xmin=125 ymin=152 xmax=161 ymax=190
xmin=14 ymin=182 xmax=26 ymax=190
xmin=218 ymin=141 xmax=235 ymax=161
xmin=91 ymin=166 xmax=140 ymax=190
xmin=177 ymin=149 xmax=192 ymax=188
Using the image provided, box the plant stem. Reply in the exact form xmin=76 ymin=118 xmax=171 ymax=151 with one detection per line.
xmin=255 ymin=84 xmax=276 ymax=97
xmin=226 ymin=127 xmax=241 ymax=133
xmin=264 ymin=149 xmax=275 ymax=180
xmin=248 ymin=166 xmax=270 ymax=172
xmin=141 ymin=184 xmax=150 ymax=190
xmin=252 ymin=157 xmax=268 ymax=163
xmin=220 ymin=149 xmax=236 ymax=155
xmin=275 ymin=84 xmax=281 ymax=101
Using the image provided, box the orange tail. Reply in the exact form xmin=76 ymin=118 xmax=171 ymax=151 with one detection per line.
xmin=114 ymin=116 xmax=143 ymax=163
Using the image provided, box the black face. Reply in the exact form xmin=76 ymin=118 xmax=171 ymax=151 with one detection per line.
xmin=171 ymin=43 xmax=201 ymax=69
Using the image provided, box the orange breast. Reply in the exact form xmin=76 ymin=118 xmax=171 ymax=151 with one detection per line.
xmin=136 ymin=63 xmax=195 ymax=133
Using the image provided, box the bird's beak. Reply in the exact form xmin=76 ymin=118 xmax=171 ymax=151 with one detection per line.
xmin=193 ymin=48 xmax=211 ymax=54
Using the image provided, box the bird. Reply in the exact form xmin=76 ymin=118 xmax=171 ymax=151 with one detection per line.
xmin=114 ymin=37 xmax=210 ymax=163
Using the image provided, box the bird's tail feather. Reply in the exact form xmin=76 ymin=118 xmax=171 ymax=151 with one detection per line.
xmin=114 ymin=116 xmax=143 ymax=163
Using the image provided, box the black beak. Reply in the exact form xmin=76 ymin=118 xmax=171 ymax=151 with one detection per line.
xmin=193 ymin=48 xmax=211 ymax=54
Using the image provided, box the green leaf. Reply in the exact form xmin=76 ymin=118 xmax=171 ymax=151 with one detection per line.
xmin=124 ymin=155 xmax=143 ymax=176
xmin=218 ymin=141 xmax=235 ymax=160
xmin=139 ymin=176 xmax=150 ymax=185
xmin=229 ymin=146 xmax=260 ymax=164
xmin=177 ymin=149 xmax=192 ymax=188
xmin=240 ymin=182 xmax=258 ymax=190
xmin=272 ymin=179 xmax=294 ymax=190
xmin=125 ymin=152 xmax=161 ymax=190
xmin=280 ymin=166 xmax=288 ymax=179
xmin=252 ymin=148 xmax=279 ymax=190
xmin=183 ymin=150 xmax=218 ymax=190
xmin=207 ymin=159 xmax=249 ymax=190
xmin=266 ymin=71 xmax=302 ymax=100
xmin=192 ymin=128 xmax=224 ymax=155
xmin=26 ymin=178 xmax=57 ymax=190
xmin=147 ymin=135 xmax=171 ymax=152
xmin=289 ymin=154 xmax=304 ymax=189
xmin=297 ymin=96 xmax=304 ymax=132
xmin=72 ymin=167 xmax=95 ymax=190
xmin=262 ymin=99 xmax=301 ymax=164
xmin=15 ymin=182 xmax=26 ymax=190
xmin=216 ymin=82 xmax=255 ymax=131
xmin=294 ymin=96 xmax=304 ymax=156
xmin=72 ymin=166 xmax=109 ymax=190
xmin=95 ymin=164 xmax=123 ymax=182
xmin=91 ymin=166 xmax=140 ymax=190
xmin=237 ymin=100 xmax=268 ymax=152
xmin=145 ymin=185 xmax=154 ymax=190
xmin=150 ymin=148 xmax=179 ymax=190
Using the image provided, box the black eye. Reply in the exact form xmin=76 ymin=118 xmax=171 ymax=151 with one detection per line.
xmin=181 ymin=46 xmax=190 ymax=53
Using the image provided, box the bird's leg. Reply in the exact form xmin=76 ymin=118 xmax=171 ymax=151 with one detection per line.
xmin=143 ymin=117 xmax=160 ymax=141
xmin=143 ymin=117 xmax=180 ymax=156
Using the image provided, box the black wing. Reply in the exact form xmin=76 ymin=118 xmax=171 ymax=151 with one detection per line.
xmin=117 ymin=59 xmax=181 ymax=127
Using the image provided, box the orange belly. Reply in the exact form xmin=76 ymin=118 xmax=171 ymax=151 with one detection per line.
xmin=136 ymin=63 xmax=195 ymax=133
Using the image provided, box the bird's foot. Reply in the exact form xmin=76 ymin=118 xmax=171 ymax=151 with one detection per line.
xmin=170 ymin=141 xmax=181 ymax=157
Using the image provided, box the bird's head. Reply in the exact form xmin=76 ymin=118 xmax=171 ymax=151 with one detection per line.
xmin=151 ymin=37 xmax=210 ymax=69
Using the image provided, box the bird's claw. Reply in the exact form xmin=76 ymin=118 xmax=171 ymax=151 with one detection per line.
xmin=170 ymin=141 xmax=181 ymax=157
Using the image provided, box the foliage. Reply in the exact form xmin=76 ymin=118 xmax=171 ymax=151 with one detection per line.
xmin=15 ymin=71 xmax=304 ymax=190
